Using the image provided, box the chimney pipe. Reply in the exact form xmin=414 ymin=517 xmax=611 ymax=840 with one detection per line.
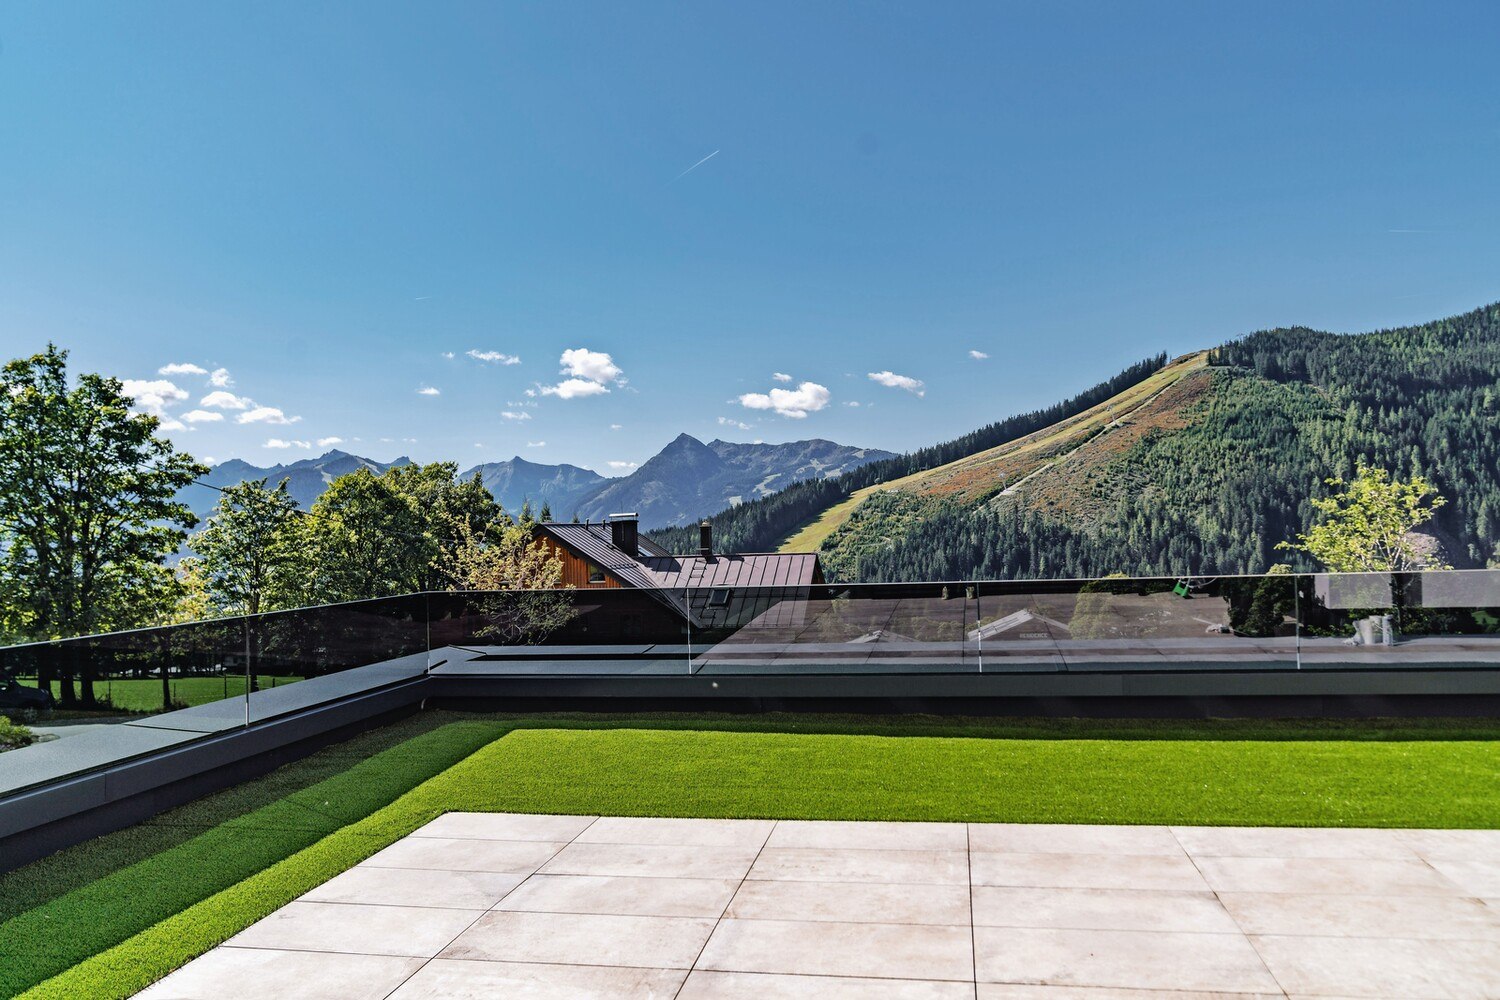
xmin=699 ymin=519 xmax=713 ymax=559
xmin=608 ymin=513 xmax=639 ymax=557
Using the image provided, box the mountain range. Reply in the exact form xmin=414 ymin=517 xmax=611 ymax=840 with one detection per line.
xmin=649 ymin=302 xmax=1500 ymax=581
xmin=182 ymin=436 xmax=895 ymax=530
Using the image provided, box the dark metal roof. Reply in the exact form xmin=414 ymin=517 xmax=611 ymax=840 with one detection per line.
xmin=637 ymin=535 xmax=672 ymax=558
xmin=536 ymin=523 xmax=660 ymax=589
xmin=639 ymin=553 xmax=821 ymax=589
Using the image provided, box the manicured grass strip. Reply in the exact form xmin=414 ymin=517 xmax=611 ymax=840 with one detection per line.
xmin=0 ymin=715 xmax=507 ymax=999
xmin=27 ymin=676 xmax=301 ymax=712
xmin=24 ymin=722 xmax=1500 ymax=1000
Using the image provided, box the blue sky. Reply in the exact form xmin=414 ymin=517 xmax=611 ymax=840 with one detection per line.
xmin=3 ymin=2 xmax=1499 ymax=475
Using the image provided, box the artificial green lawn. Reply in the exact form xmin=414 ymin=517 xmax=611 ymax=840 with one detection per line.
xmin=8 ymin=712 xmax=1500 ymax=999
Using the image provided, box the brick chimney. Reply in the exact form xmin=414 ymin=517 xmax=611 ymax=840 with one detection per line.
xmin=608 ymin=513 xmax=639 ymax=556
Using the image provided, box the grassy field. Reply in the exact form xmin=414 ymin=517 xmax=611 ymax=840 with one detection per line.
xmin=7 ymin=712 xmax=1500 ymax=999
xmin=24 ymin=675 xmax=300 ymax=714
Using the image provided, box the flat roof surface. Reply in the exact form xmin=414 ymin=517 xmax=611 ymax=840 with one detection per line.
xmin=138 ymin=814 xmax=1500 ymax=998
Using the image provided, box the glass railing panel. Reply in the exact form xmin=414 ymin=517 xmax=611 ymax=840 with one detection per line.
xmin=1296 ymin=569 xmax=1500 ymax=670
xmin=972 ymin=579 xmax=1075 ymax=673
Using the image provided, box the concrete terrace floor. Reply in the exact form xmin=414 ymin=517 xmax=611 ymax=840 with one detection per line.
xmin=138 ymin=815 xmax=1500 ymax=999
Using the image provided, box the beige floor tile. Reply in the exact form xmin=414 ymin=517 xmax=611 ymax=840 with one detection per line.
xmin=768 ymin=820 xmax=969 ymax=852
xmin=969 ymin=824 xmax=1183 ymax=857
xmin=971 ymin=885 xmax=1240 ymax=933
xmin=303 ymin=866 xmax=525 ymax=910
xmin=978 ymin=987 xmax=1281 ymax=999
xmin=384 ymin=958 xmax=686 ymax=999
xmin=1249 ymin=933 xmax=1469 ymax=998
xmin=969 ymin=851 xmax=1208 ymax=891
xmin=411 ymin=812 xmax=597 ymax=842
xmin=225 ymin=901 xmax=483 ymax=957
xmin=973 ymin=926 xmax=1280 ymax=993
xmin=574 ymin=816 xmax=774 ymax=849
xmin=135 ymin=947 xmax=424 ymax=1000
xmin=440 ymin=909 xmax=716 ymax=969
xmin=538 ymin=841 xmax=759 ymax=880
xmin=495 ymin=873 xmax=739 ymax=918
xmin=1424 ymin=858 xmax=1500 ymax=898
xmin=1172 ymin=825 xmax=1413 ymax=860
xmin=696 ymin=917 xmax=974 ymax=981
xmin=1220 ymin=890 xmax=1500 ymax=940
xmin=1196 ymin=856 xmax=1466 ymax=896
xmin=726 ymin=879 xmax=971 ymax=925
xmin=1397 ymin=829 xmax=1500 ymax=860
xmin=360 ymin=836 xmax=566 ymax=874
xmin=748 ymin=847 xmax=970 ymax=885
xmin=679 ymin=969 xmax=977 ymax=998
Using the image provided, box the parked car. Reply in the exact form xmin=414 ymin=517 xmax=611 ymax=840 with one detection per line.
xmin=0 ymin=677 xmax=55 ymax=711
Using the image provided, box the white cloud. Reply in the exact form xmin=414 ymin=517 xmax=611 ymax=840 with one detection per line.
xmin=417 ymin=386 xmax=441 ymax=396
xmin=158 ymin=418 xmax=187 ymax=431
xmin=317 ymin=436 xmax=343 ymax=447
xmin=526 ymin=440 xmax=546 ymax=448
xmin=209 ymin=367 xmax=233 ymax=387
xmin=610 ymin=423 xmax=622 ymax=430
xmin=844 ymin=401 xmax=862 ymax=407
xmin=182 ymin=409 xmax=224 ymax=423
xmin=772 ymin=372 xmax=793 ymax=382
xmin=159 ymin=363 xmax=207 ymax=376
xmin=868 ymin=370 xmax=925 ymax=396
xmin=441 ymin=351 xmax=455 ymax=360
xmin=501 ymin=410 xmax=532 ymax=421
xmin=540 ymin=377 xmax=609 ymax=399
xmin=202 ymin=456 xmax=217 ymax=465
xmin=738 ymin=381 xmax=831 ymax=419
xmin=969 ymin=350 xmax=989 ymax=360
xmin=537 ymin=348 xmax=625 ymax=399
xmin=607 ymin=460 xmax=638 ymax=470
xmin=264 ymin=438 xmax=311 ymax=449
xmin=718 ymin=416 xmax=754 ymax=430
xmin=467 ymin=349 xmax=521 ymax=365
xmin=121 ymin=379 xmax=189 ymax=416
xmin=200 ymin=390 xmax=252 ymax=410
xmin=238 ymin=406 xmax=302 ymax=425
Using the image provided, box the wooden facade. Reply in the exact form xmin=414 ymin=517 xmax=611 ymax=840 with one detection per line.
xmin=535 ymin=534 xmax=625 ymax=589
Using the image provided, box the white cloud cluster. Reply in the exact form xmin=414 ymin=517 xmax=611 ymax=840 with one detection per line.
xmin=209 ymin=368 xmax=233 ymax=387
xmin=200 ymin=390 xmax=251 ymax=410
xmin=540 ymin=348 xmax=624 ymax=399
xmin=317 ymin=436 xmax=344 ymax=447
xmin=868 ymin=370 xmax=925 ymax=396
xmin=526 ymin=440 xmax=546 ymax=448
xmin=501 ymin=410 xmax=532 ymax=421
xmin=238 ymin=406 xmax=300 ymax=426
xmin=264 ymin=438 xmax=311 ymax=449
xmin=718 ymin=416 xmax=753 ymax=430
xmin=158 ymin=363 xmax=207 ymax=376
xmin=969 ymin=350 xmax=989 ymax=360
xmin=417 ymin=386 xmax=441 ymax=396
xmin=772 ymin=372 xmax=792 ymax=383
xmin=182 ymin=409 xmax=224 ymax=423
xmin=467 ymin=350 xmax=521 ymax=365
xmin=121 ymin=379 xmax=189 ymax=416
xmin=607 ymin=460 xmax=638 ymax=470
xmin=738 ymin=381 xmax=831 ymax=419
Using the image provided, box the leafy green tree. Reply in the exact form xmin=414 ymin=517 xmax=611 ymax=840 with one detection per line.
xmin=449 ymin=521 xmax=573 ymax=643
xmin=0 ymin=345 xmax=204 ymax=706
xmin=1279 ymin=465 xmax=1449 ymax=572
xmin=380 ymin=463 xmax=500 ymax=590
xmin=304 ymin=468 xmax=432 ymax=603
xmin=190 ymin=478 xmax=302 ymax=615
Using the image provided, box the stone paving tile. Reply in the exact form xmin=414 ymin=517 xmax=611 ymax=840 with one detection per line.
xmin=135 ymin=947 xmax=424 ymax=1000
xmin=441 ymin=909 xmax=716 ymax=969
xmin=971 ymin=885 xmax=1241 ymax=934
xmin=1195 ymin=856 xmax=1466 ymax=896
xmin=574 ymin=816 xmax=775 ymax=848
xmin=359 ymin=836 xmax=566 ymax=874
xmin=538 ymin=841 xmax=760 ymax=879
xmin=225 ymin=901 xmax=484 ymax=957
xmin=1397 ymin=829 xmax=1500 ymax=859
xmin=977 ymin=987 xmax=1281 ymax=999
xmin=494 ymin=873 xmax=739 ymax=918
xmin=678 ymin=969 xmax=978 ymax=998
xmin=1423 ymin=858 xmax=1500 ymax=898
xmin=1249 ymin=933 xmax=1498 ymax=998
xmin=968 ymin=824 xmax=1184 ymax=857
xmin=696 ymin=917 xmax=975 ymax=981
xmin=1219 ymin=890 xmax=1500 ymax=940
xmin=768 ymin=819 xmax=969 ymax=852
xmin=411 ymin=812 xmax=597 ymax=842
xmin=1172 ymin=825 xmax=1414 ymax=860
xmin=973 ymin=926 xmax=1281 ymax=993
xmin=749 ymin=846 xmax=970 ymax=885
xmin=383 ymin=957 xmax=686 ymax=999
xmin=726 ymin=878 xmax=971 ymax=925
xmin=303 ymin=866 xmax=525 ymax=910
xmin=969 ymin=851 xmax=1209 ymax=891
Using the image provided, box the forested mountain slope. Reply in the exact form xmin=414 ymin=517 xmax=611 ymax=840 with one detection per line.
xmin=654 ymin=302 xmax=1500 ymax=581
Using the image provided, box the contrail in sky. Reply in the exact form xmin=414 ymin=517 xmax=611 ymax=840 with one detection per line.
xmin=672 ymin=149 xmax=720 ymax=181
